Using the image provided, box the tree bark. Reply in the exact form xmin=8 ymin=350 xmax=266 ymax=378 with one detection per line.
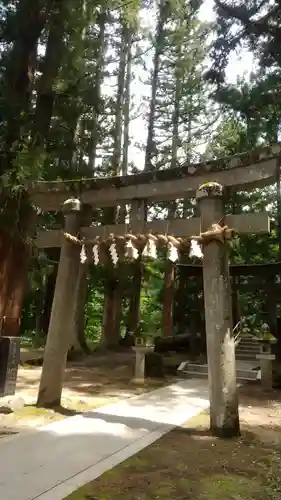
xmin=39 ymin=259 xmax=59 ymax=338
xmin=0 ymin=1 xmax=68 ymax=338
xmin=171 ymin=44 xmax=181 ymax=170
xmin=2 ymin=0 xmax=49 ymax=164
xmin=69 ymin=261 xmax=90 ymax=354
xmin=0 ymin=195 xmax=36 ymax=336
xmin=144 ymin=0 xmax=167 ymax=171
xmin=162 ymin=204 xmax=176 ymax=337
xmin=101 ymin=277 xmax=121 ymax=349
xmin=65 ymin=2 xmax=93 ymax=354
xmin=32 ymin=0 xmax=68 ymax=147
xmin=101 ymin=21 xmax=128 ymax=347
xmin=127 ymin=260 xmax=142 ymax=334
xmin=119 ymin=28 xmax=132 ymax=222
xmin=162 ymin=261 xmax=176 ymax=337
xmin=0 ymin=1 xmax=51 ymax=334
xmin=174 ymin=259 xmax=186 ymax=334
xmin=126 ymin=200 xmax=145 ymax=337
xmin=88 ymin=9 xmax=106 ymax=171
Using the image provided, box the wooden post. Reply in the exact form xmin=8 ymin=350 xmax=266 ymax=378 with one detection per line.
xmin=196 ymin=183 xmax=240 ymax=438
xmin=69 ymin=204 xmax=93 ymax=354
xmin=37 ymin=198 xmax=82 ymax=407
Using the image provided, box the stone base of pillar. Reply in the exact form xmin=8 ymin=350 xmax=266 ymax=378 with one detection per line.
xmin=132 ymin=346 xmax=155 ymax=383
xmin=256 ymin=353 xmax=275 ymax=391
xmin=131 ymin=377 xmax=148 ymax=385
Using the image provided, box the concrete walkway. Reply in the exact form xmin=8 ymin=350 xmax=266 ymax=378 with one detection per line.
xmin=0 ymin=379 xmax=209 ymax=500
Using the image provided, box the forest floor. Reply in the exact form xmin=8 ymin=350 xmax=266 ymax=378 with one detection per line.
xmin=65 ymin=385 xmax=281 ymax=500
xmin=1 ymin=350 xmax=281 ymax=499
xmin=0 ymin=349 xmax=178 ymax=434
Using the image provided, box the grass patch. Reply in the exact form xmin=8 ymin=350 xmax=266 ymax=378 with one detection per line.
xmin=64 ymin=411 xmax=281 ymax=500
xmin=1 ymin=398 xmax=117 ymax=429
xmin=2 ymin=405 xmax=65 ymax=426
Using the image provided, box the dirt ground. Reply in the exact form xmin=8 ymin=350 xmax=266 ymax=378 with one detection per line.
xmin=65 ymin=387 xmax=281 ymax=500
xmin=1 ymin=351 xmax=281 ymax=498
xmin=0 ymin=350 xmax=176 ymax=433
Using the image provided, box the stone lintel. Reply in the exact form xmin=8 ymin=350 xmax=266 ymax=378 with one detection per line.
xmin=35 ymin=212 xmax=270 ymax=249
xmin=29 ymin=155 xmax=278 ymax=211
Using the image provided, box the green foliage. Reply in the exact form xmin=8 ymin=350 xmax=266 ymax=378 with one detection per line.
xmin=85 ymin=286 xmax=104 ymax=343
xmin=211 ymin=1 xmax=281 ymax=77
xmin=140 ymin=262 xmax=163 ymax=335
xmin=1 ymin=0 xmax=281 ymax=347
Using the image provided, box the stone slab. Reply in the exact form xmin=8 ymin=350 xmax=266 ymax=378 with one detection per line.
xmin=0 ymin=337 xmax=20 ymax=397
xmin=0 ymin=379 xmax=209 ymax=500
xmin=36 ymin=212 xmax=270 ymax=249
xmin=256 ymin=354 xmax=275 ymax=360
xmin=28 ymin=151 xmax=278 ymax=211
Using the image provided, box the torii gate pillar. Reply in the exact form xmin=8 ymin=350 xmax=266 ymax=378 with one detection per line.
xmin=37 ymin=198 xmax=82 ymax=408
xmin=196 ymin=183 xmax=240 ymax=438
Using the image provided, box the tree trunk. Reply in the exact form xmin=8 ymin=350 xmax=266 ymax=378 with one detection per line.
xmin=161 ymin=51 xmax=181 ymax=338
xmin=171 ymin=48 xmax=181 ymax=170
xmin=2 ymin=0 xmax=49 ymax=164
xmin=0 ymin=195 xmax=36 ymax=336
xmin=66 ymin=209 xmax=92 ymax=355
xmin=88 ymin=9 xmax=106 ymax=171
xmin=127 ymin=6 xmax=167 ymax=333
xmin=111 ymin=24 xmax=127 ymax=177
xmin=68 ymin=8 xmax=106 ymax=351
xmin=102 ymin=22 xmax=128 ymax=347
xmin=32 ymin=0 xmax=68 ymax=147
xmin=0 ymin=1 xmax=69 ymax=337
xmin=162 ymin=262 xmax=176 ymax=337
xmin=0 ymin=1 xmax=50 ymax=334
xmin=39 ymin=255 xmax=59 ymax=337
xmin=101 ymin=278 xmax=120 ymax=349
xmin=127 ymin=260 xmax=142 ymax=335
xmin=126 ymin=200 xmax=145 ymax=338
xmin=0 ymin=238 xmax=31 ymax=337
xmin=69 ymin=262 xmax=90 ymax=354
xmin=122 ymin=34 xmax=132 ymax=176
xmin=144 ymin=0 xmax=167 ymax=171
xmin=174 ymin=255 xmax=188 ymax=334
xmin=66 ymin=1 xmax=92 ymax=354
xmin=119 ymin=28 xmax=132 ymax=222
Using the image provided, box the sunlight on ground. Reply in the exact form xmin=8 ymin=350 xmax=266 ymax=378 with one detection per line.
xmin=0 ymin=397 xmax=122 ymax=430
xmin=5 ymin=350 xmax=174 ymax=432
xmin=64 ymin=411 xmax=281 ymax=500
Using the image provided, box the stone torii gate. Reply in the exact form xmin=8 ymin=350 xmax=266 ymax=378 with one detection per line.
xmin=28 ymin=144 xmax=279 ymax=437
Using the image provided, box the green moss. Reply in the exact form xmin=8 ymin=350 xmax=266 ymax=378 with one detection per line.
xmin=63 ymin=486 xmax=88 ymax=499
xmin=15 ymin=406 xmax=51 ymax=417
xmin=153 ymin=483 xmax=177 ymax=497
xmin=10 ymin=405 xmax=64 ymax=423
xmin=199 ymin=474 xmax=262 ymax=499
xmin=183 ymin=410 xmax=209 ymax=428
